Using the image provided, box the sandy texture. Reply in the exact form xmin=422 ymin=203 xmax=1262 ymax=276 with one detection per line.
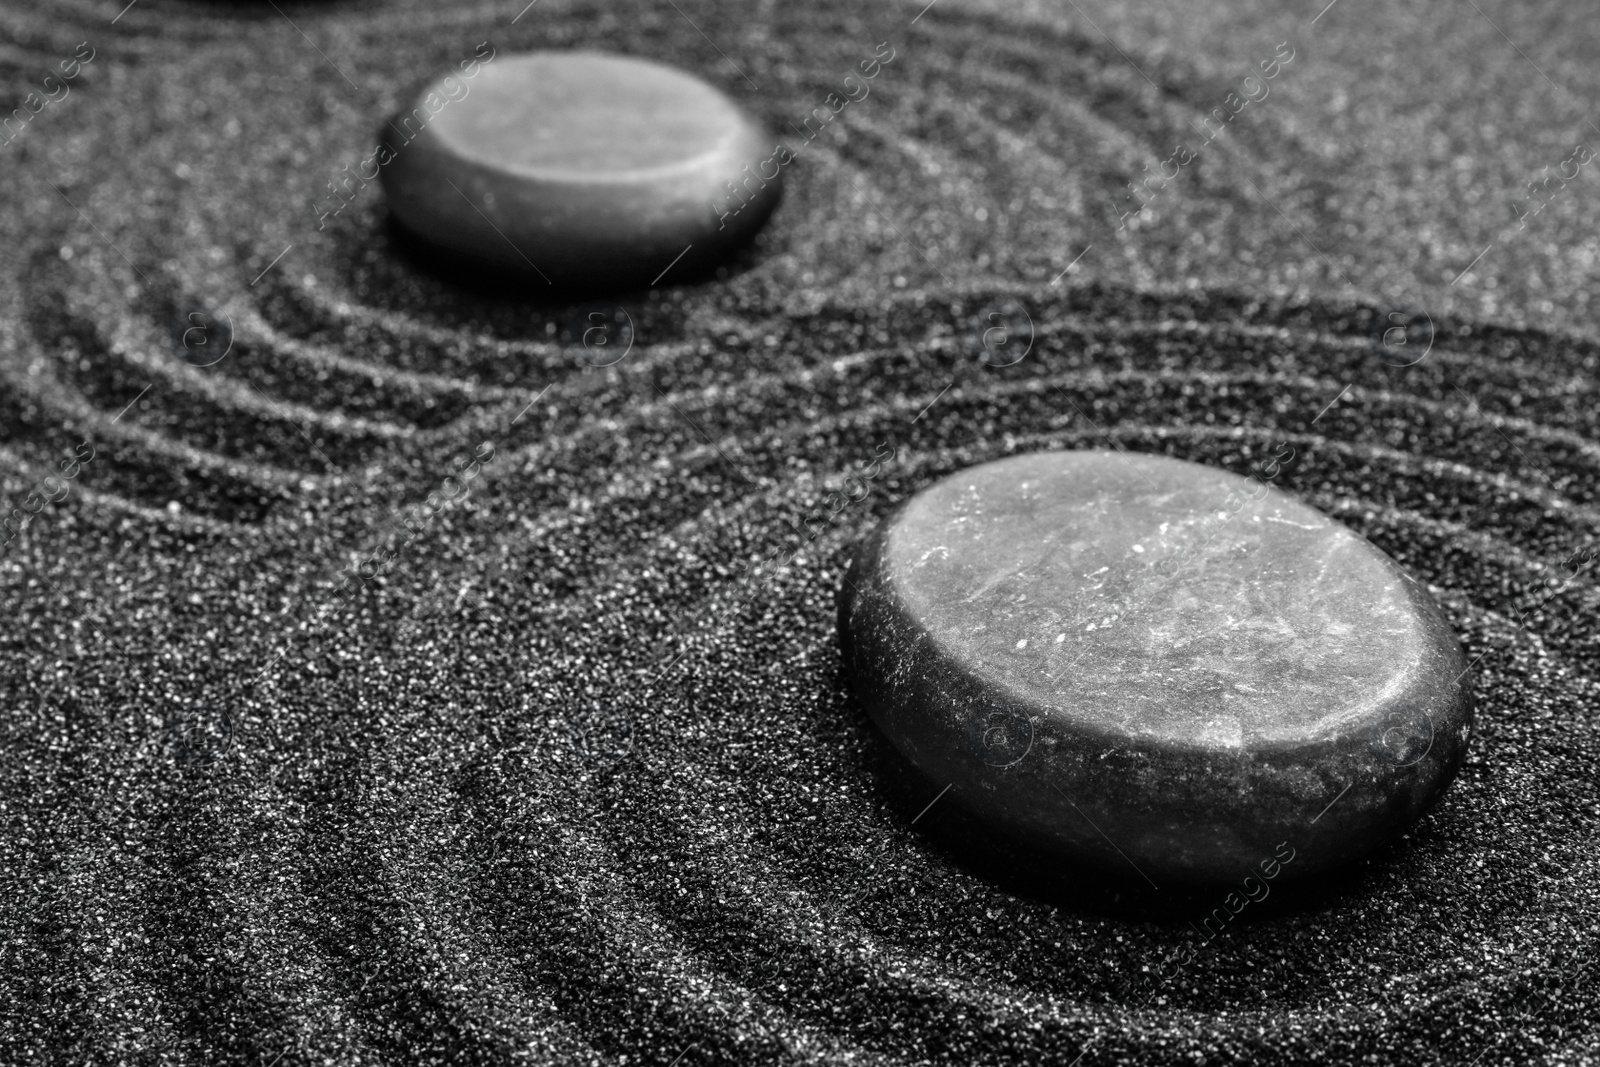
xmin=1 ymin=0 xmax=1598 ymax=1064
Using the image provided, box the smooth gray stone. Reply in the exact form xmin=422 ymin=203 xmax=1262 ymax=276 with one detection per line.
xmin=380 ymin=51 xmax=780 ymax=289
xmin=839 ymin=450 xmax=1474 ymax=885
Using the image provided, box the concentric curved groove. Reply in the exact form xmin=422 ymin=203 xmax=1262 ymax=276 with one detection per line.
xmin=246 ymin=268 xmax=716 ymax=389
xmin=0 ymin=378 xmax=305 ymax=527
xmin=604 ymin=753 xmax=1578 ymax=1054
xmin=763 ymin=285 xmax=1581 ymax=393
xmin=350 ymin=744 xmax=846 ymax=1059
xmin=375 ymin=821 xmax=917 ymax=1066
xmin=304 ymin=867 xmax=602 ymax=1061
xmin=0 ymin=474 xmax=251 ymax=544
xmin=65 ymin=397 xmax=314 ymax=490
xmin=120 ymin=824 xmax=389 ymax=1063
xmin=225 ymin=303 xmax=516 ymax=410
xmin=211 ymin=272 xmax=1600 ymax=487
xmin=219 ymin=304 xmax=730 ymax=451
xmin=92 ymin=316 xmax=417 ymax=449
xmin=147 ymin=258 xmax=506 ymax=429
xmin=850 ymin=54 xmax=1235 ymax=193
xmin=22 ymin=269 xmax=378 ymax=484
xmin=247 ymin=269 xmax=592 ymax=365
xmin=64 ymin=274 xmax=1600 ymax=522
xmin=0 ymin=13 xmax=106 ymax=109
xmin=579 ymin=357 xmax=1600 ymax=546
xmin=1310 ymin=494 xmax=1600 ymax=603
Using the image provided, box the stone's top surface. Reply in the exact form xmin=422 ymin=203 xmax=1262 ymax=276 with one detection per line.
xmin=883 ymin=450 xmax=1436 ymax=750
xmin=427 ymin=52 xmax=747 ymax=182
xmin=380 ymin=49 xmax=779 ymax=286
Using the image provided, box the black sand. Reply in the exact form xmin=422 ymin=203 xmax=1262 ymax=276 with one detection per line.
xmin=1 ymin=1 xmax=1598 ymax=1064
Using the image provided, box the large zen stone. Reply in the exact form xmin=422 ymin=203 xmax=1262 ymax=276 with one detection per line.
xmin=379 ymin=51 xmax=780 ymax=289
xmin=839 ymin=450 xmax=1474 ymax=885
